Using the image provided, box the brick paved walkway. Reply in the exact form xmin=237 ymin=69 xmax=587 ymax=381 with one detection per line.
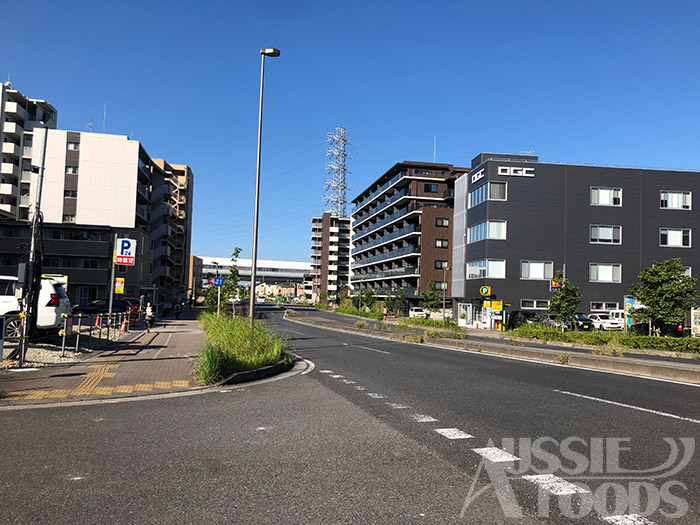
xmin=0 ymin=308 xmax=203 ymax=406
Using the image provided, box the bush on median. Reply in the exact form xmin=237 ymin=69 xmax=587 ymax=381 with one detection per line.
xmin=196 ymin=312 xmax=292 ymax=384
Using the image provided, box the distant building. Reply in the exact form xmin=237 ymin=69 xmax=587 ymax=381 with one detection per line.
xmin=201 ymin=257 xmax=311 ymax=289
xmin=310 ymin=212 xmax=351 ymax=303
xmin=0 ymin=82 xmax=57 ymax=221
xmin=350 ymin=161 xmax=467 ymax=305
xmin=188 ymin=255 xmax=203 ymax=297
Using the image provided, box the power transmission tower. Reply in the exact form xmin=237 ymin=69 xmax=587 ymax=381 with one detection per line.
xmin=323 ymin=126 xmax=350 ymax=217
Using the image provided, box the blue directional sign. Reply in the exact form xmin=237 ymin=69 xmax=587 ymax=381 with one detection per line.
xmin=213 ymin=277 xmax=225 ymax=287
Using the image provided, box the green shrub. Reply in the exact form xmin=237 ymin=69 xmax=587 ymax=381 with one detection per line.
xmin=355 ymin=320 xmax=366 ymax=329
xmin=395 ymin=321 xmax=412 ymax=332
xmin=402 ymin=317 xmax=459 ymax=329
xmin=196 ymin=312 xmax=291 ymax=384
xmin=403 ymin=333 xmax=424 ymax=343
xmin=425 ymin=329 xmax=441 ymax=338
xmin=314 ymin=303 xmax=331 ymax=311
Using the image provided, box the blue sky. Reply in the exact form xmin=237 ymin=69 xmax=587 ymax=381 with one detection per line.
xmin=4 ymin=1 xmax=700 ymax=262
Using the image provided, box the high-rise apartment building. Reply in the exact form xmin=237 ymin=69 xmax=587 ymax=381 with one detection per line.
xmin=0 ymin=82 xmax=57 ymax=220
xmin=310 ymin=212 xmax=351 ymax=302
xmin=350 ymin=161 xmax=467 ymax=304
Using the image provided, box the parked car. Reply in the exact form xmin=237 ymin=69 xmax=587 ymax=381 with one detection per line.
xmin=540 ymin=312 xmax=565 ymax=329
xmin=0 ymin=275 xmax=72 ymax=340
xmin=409 ymin=307 xmax=429 ymax=319
xmin=565 ymin=313 xmax=594 ymax=331
xmin=507 ymin=310 xmax=541 ymax=329
xmin=588 ymin=312 xmax=624 ymax=331
xmin=72 ymin=298 xmax=138 ymax=317
xmin=628 ymin=322 xmax=685 ymax=337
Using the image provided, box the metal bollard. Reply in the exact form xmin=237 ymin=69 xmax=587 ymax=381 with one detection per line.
xmin=60 ymin=314 xmax=68 ymax=357
xmin=75 ymin=315 xmax=82 ymax=352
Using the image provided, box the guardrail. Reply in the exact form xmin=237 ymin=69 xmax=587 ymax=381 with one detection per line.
xmin=59 ymin=311 xmax=134 ymax=356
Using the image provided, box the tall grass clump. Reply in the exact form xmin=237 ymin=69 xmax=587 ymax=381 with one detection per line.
xmin=196 ymin=312 xmax=291 ymax=384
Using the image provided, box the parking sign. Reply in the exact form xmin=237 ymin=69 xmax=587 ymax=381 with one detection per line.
xmin=115 ymin=238 xmax=137 ymax=266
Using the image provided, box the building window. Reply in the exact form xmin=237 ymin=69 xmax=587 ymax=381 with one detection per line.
xmin=45 ymin=257 xmax=62 ymax=267
xmin=591 ymin=187 xmax=622 ymax=207
xmin=590 ymin=263 xmax=622 ymax=283
xmin=466 ymin=259 xmax=506 ymax=279
xmin=64 ymin=190 xmax=77 ymax=198
xmin=467 ymin=220 xmax=506 ymax=244
xmin=436 ymin=218 xmax=449 ymax=227
xmin=660 ymin=191 xmax=691 ymax=210
xmin=468 ymin=182 xmax=507 ymax=208
xmin=591 ymin=301 xmax=620 ymax=311
xmin=435 ymin=260 xmax=448 ymax=269
xmin=435 ymin=239 xmax=449 ymax=248
xmin=80 ymin=258 xmax=100 ymax=269
xmin=434 ymin=281 xmax=447 ymax=290
xmin=590 ymin=225 xmax=622 ymax=244
xmin=117 ymin=265 xmax=128 ymax=273
xmin=424 ymin=183 xmax=439 ymax=193
xmin=521 ymin=299 xmax=550 ymax=310
xmin=66 ymin=166 xmax=78 ymax=174
xmin=78 ymin=286 xmax=98 ymax=304
xmin=67 ymin=142 xmax=80 ymax=151
xmin=62 ymin=214 xmax=76 ymax=223
xmin=660 ymin=228 xmax=691 ymax=247
xmin=520 ymin=260 xmax=553 ymax=280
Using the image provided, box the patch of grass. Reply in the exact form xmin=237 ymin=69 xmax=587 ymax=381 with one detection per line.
xmin=558 ymin=353 xmax=570 ymax=364
xmin=314 ymin=304 xmax=331 ymax=311
xmin=380 ymin=322 xmax=388 ymax=330
xmin=355 ymin=320 xmax=366 ymax=329
xmin=395 ymin=321 xmax=412 ymax=332
xmin=401 ymin=317 xmax=459 ymax=329
xmin=403 ymin=333 xmax=424 ymax=343
xmin=196 ymin=312 xmax=291 ymax=385
xmin=425 ymin=329 xmax=441 ymax=338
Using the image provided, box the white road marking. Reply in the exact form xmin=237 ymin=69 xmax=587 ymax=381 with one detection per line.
xmin=165 ymin=333 xmax=173 ymax=347
xmin=319 ymin=370 xmax=334 ymax=374
xmin=255 ymin=427 xmax=266 ymax=431
xmin=367 ymin=393 xmax=386 ymax=399
xmin=7 ymin=368 xmax=40 ymax=372
xmin=342 ymin=343 xmax=349 ymax=346
xmin=522 ymin=474 xmax=590 ymax=495
xmin=354 ymin=386 xmax=366 ymax=391
xmin=472 ymin=447 xmax=519 ymax=462
xmin=412 ymin=414 xmax=438 ymax=423
xmin=554 ymin=390 xmax=700 ymax=425
xmin=330 ymin=374 xmax=345 ymax=379
xmin=152 ymin=346 xmax=166 ymax=360
xmin=602 ymin=515 xmax=656 ymax=525
xmin=68 ymin=476 xmax=84 ymax=481
xmin=219 ymin=390 xmax=231 ymax=393
xmin=385 ymin=402 xmax=411 ymax=409
xmin=353 ymin=344 xmax=391 ymax=355
xmin=295 ymin=355 xmax=315 ymax=375
xmin=285 ymin=329 xmax=304 ymax=335
xmin=342 ymin=379 xmax=356 ymax=384
xmin=435 ymin=428 xmax=473 ymax=440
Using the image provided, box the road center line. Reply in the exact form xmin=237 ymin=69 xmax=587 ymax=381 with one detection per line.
xmin=435 ymin=428 xmax=473 ymax=440
xmin=522 ymin=474 xmax=590 ymax=495
xmin=472 ymin=447 xmax=519 ymax=462
xmin=412 ymin=414 xmax=438 ymax=423
xmin=353 ymin=344 xmax=390 ymax=355
xmin=602 ymin=515 xmax=656 ymax=525
xmin=554 ymin=389 xmax=700 ymax=425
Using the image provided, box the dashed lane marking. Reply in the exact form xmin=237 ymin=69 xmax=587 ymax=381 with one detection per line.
xmin=554 ymin=390 xmax=700 ymax=425
xmin=522 ymin=474 xmax=590 ymax=495
xmin=435 ymin=428 xmax=473 ymax=440
xmin=330 ymin=374 xmax=345 ymax=379
xmin=412 ymin=414 xmax=438 ymax=423
xmin=342 ymin=379 xmax=355 ymax=384
xmin=385 ymin=402 xmax=410 ymax=409
xmin=354 ymin=386 xmax=366 ymax=391
xmin=367 ymin=393 xmax=386 ymax=399
xmin=353 ymin=344 xmax=391 ymax=355
xmin=602 ymin=515 xmax=656 ymax=525
xmin=319 ymin=370 xmax=334 ymax=374
xmin=472 ymin=447 xmax=519 ymax=462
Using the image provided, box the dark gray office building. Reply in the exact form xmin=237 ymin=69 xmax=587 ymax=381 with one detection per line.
xmin=452 ymin=153 xmax=700 ymax=324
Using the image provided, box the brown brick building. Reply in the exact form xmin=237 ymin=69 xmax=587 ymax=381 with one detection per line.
xmin=350 ymin=161 xmax=467 ymax=305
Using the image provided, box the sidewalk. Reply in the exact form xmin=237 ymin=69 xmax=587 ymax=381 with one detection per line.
xmin=0 ymin=308 xmax=204 ymax=407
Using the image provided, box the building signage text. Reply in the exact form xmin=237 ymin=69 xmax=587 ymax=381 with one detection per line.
xmin=471 ymin=169 xmax=485 ymax=184
xmin=498 ymin=166 xmax=535 ymax=178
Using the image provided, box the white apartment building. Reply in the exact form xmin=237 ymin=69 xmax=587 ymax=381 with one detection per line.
xmin=0 ymin=82 xmax=57 ymax=220
xmin=310 ymin=212 xmax=352 ymax=302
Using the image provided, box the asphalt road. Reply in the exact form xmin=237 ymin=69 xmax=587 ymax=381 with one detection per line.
xmin=1 ymin=305 xmax=698 ymax=524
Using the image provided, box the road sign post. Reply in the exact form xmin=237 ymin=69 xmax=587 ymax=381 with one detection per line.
xmin=213 ymin=277 xmax=225 ymax=316
xmin=109 ymin=237 xmax=137 ymax=319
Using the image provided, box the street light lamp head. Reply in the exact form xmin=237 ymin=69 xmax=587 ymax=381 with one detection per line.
xmin=261 ymin=48 xmax=281 ymax=57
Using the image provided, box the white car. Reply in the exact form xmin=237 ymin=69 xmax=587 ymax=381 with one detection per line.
xmin=588 ymin=313 xmax=624 ymax=331
xmin=0 ymin=275 xmax=72 ymax=339
xmin=409 ymin=307 xmax=429 ymax=319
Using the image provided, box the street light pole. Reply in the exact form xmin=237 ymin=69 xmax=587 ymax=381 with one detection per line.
xmin=212 ymin=261 xmax=220 ymax=316
xmin=250 ymin=47 xmax=280 ymax=327
xmin=442 ymin=266 xmax=450 ymax=320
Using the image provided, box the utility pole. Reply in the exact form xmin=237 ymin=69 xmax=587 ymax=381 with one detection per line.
xmin=18 ymin=126 xmax=49 ymax=366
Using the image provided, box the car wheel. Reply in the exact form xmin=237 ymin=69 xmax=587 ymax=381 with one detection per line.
xmin=4 ymin=316 xmax=22 ymax=340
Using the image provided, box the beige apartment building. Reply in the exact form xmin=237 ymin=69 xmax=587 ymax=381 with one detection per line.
xmin=310 ymin=212 xmax=352 ymax=303
xmin=0 ymin=82 xmax=57 ymax=220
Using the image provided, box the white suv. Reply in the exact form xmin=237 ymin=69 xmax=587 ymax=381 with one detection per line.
xmin=0 ymin=275 xmax=72 ymax=340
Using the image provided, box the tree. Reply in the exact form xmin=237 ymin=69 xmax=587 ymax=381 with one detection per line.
xmin=548 ymin=270 xmax=581 ymax=325
xmin=204 ymin=248 xmax=242 ymax=313
xmin=422 ymin=281 xmax=442 ymax=311
xmin=628 ymin=258 xmax=698 ymax=331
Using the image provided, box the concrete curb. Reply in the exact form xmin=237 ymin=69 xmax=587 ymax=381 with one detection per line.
xmin=217 ymin=357 xmax=294 ymax=386
xmin=286 ymin=311 xmax=700 ymax=385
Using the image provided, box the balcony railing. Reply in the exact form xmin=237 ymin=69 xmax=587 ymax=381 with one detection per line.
xmin=352 ymin=224 xmax=418 ymax=255
xmin=352 ymin=265 xmax=418 ymax=282
xmin=351 ymin=286 xmax=419 ymax=297
xmin=353 ymin=187 xmax=411 ymax=227
xmin=352 ymin=172 xmax=403 ymax=213
xmin=352 ymin=245 xmax=417 ymax=268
